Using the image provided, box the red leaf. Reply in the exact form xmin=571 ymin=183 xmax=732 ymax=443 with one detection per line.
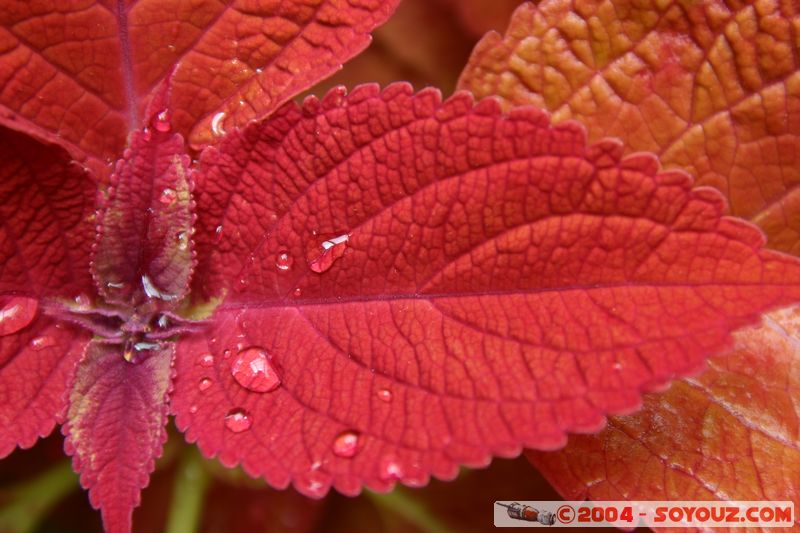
xmin=0 ymin=0 xmax=400 ymax=172
xmin=0 ymin=315 xmax=89 ymax=458
xmin=92 ymin=124 xmax=194 ymax=306
xmin=174 ymin=85 xmax=800 ymax=496
xmin=0 ymin=127 xmax=96 ymax=299
xmin=63 ymin=341 xmax=174 ymax=533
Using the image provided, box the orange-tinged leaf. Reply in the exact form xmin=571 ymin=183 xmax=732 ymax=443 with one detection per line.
xmin=528 ymin=305 xmax=800 ymax=526
xmin=458 ymin=0 xmax=800 ymax=255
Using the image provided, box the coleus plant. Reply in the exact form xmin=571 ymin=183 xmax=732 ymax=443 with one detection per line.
xmin=1 ymin=2 xmax=799 ymax=533
xmin=457 ymin=0 xmax=800 ymax=511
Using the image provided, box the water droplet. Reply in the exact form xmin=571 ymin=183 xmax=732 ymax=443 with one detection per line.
xmin=176 ymin=231 xmax=189 ymax=250
xmin=142 ymin=128 xmax=153 ymax=141
xmin=297 ymin=471 xmax=329 ymax=498
xmin=30 ymin=336 xmax=54 ymax=351
xmin=0 ymin=297 xmax=38 ymax=336
xmin=309 ymin=234 xmax=349 ymax=273
xmin=198 ymin=378 xmax=213 ymax=391
xmin=160 ymin=188 xmax=177 ymax=205
xmin=224 ymin=408 xmax=252 ymax=433
xmin=231 ymin=348 xmax=281 ymax=393
xmin=613 ymin=362 xmax=622 ymax=370
xmin=157 ymin=315 xmax=169 ymax=328
xmin=332 ymin=430 xmax=360 ymax=458
xmin=379 ymin=456 xmax=404 ymax=481
xmin=189 ymin=405 xmax=198 ymax=414
xmin=223 ymin=349 xmax=232 ymax=359
xmin=377 ymin=389 xmax=393 ymax=402
xmin=142 ymin=274 xmax=178 ymax=301
xmin=198 ymin=353 xmax=214 ymax=367
xmin=292 ymin=287 xmax=302 ymax=297
xmin=73 ymin=294 xmax=90 ymax=307
xmin=214 ymin=225 xmax=224 ymax=243
xmin=154 ymin=109 xmax=171 ymax=132
xmin=211 ymin=112 xmax=227 ymax=136
xmin=106 ymin=281 xmax=125 ymax=289
xmin=275 ymin=251 xmax=293 ymax=271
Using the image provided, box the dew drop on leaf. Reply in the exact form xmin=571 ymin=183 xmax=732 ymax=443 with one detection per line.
xmin=198 ymin=378 xmax=213 ymax=392
xmin=231 ymin=348 xmax=281 ymax=393
xmin=332 ymin=430 xmax=360 ymax=458
xmin=29 ymin=336 xmax=54 ymax=351
xmin=159 ymin=188 xmax=177 ymax=205
xmin=211 ymin=112 xmax=227 ymax=137
xmin=154 ymin=110 xmax=171 ymax=132
xmin=377 ymin=388 xmax=393 ymax=403
xmin=308 ymin=234 xmax=349 ymax=273
xmin=176 ymin=231 xmax=189 ymax=250
xmin=0 ymin=296 xmax=38 ymax=336
xmin=298 ymin=471 xmax=329 ymax=498
xmin=224 ymin=408 xmax=252 ymax=433
xmin=198 ymin=353 xmax=215 ymax=367
xmin=379 ymin=456 xmax=404 ymax=481
xmin=275 ymin=251 xmax=293 ymax=271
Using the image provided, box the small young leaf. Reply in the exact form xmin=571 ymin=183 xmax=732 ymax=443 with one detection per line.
xmin=63 ymin=341 xmax=174 ymax=533
xmin=92 ymin=125 xmax=194 ymax=306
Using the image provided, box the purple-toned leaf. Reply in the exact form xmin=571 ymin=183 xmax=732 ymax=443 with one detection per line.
xmin=63 ymin=341 xmax=174 ymax=533
xmin=91 ymin=121 xmax=194 ymax=306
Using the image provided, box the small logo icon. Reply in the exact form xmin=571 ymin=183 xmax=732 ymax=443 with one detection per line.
xmin=495 ymin=502 xmax=556 ymax=525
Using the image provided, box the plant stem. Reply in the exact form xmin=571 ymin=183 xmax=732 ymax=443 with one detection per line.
xmin=0 ymin=460 xmax=79 ymax=533
xmin=367 ymin=487 xmax=450 ymax=533
xmin=164 ymin=448 xmax=210 ymax=533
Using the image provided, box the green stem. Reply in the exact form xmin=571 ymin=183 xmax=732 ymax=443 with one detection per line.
xmin=164 ymin=448 xmax=210 ymax=533
xmin=367 ymin=488 xmax=451 ymax=533
xmin=0 ymin=460 xmax=79 ymax=533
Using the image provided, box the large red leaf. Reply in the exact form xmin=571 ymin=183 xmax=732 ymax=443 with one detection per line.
xmin=63 ymin=341 xmax=174 ymax=533
xmin=528 ymin=305 xmax=800 ymax=524
xmin=458 ymin=0 xmax=800 ymax=256
xmin=173 ymin=85 xmax=800 ymax=497
xmin=0 ymin=126 xmax=96 ymax=458
xmin=0 ymin=0 xmax=400 ymax=172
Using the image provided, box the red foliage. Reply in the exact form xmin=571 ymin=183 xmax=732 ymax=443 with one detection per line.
xmin=1 ymin=1 xmax=799 ymax=532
